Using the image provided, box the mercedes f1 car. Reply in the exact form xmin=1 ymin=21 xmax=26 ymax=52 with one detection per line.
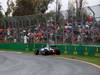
xmin=34 ymin=45 xmax=60 ymax=55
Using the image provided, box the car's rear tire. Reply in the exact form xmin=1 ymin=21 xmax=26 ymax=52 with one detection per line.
xmin=56 ymin=51 xmax=60 ymax=55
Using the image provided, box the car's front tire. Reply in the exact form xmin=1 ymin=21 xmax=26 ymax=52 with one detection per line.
xmin=34 ymin=50 xmax=39 ymax=55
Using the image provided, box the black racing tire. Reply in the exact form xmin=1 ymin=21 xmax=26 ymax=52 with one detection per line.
xmin=34 ymin=50 xmax=39 ymax=55
xmin=56 ymin=51 xmax=61 ymax=55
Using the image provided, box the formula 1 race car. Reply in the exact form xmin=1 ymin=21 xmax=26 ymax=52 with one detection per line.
xmin=34 ymin=45 xmax=60 ymax=55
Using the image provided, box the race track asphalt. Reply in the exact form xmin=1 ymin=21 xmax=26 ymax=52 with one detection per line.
xmin=0 ymin=52 xmax=100 ymax=75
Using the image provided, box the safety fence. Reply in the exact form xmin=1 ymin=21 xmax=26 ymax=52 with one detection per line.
xmin=0 ymin=43 xmax=100 ymax=57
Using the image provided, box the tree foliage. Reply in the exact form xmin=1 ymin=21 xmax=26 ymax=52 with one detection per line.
xmin=12 ymin=0 xmax=54 ymax=16
xmin=0 ymin=4 xmax=3 ymax=19
xmin=68 ymin=0 xmax=88 ymax=22
xmin=5 ymin=0 xmax=15 ymax=16
xmin=56 ymin=1 xmax=62 ymax=24
xmin=75 ymin=0 xmax=83 ymax=20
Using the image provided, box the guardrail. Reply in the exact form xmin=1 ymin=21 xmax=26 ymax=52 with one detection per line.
xmin=0 ymin=43 xmax=100 ymax=56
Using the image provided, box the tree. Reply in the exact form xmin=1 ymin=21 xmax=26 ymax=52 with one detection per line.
xmin=68 ymin=0 xmax=88 ymax=23
xmin=56 ymin=0 xmax=62 ymax=24
xmin=5 ymin=0 xmax=15 ymax=16
xmin=68 ymin=0 xmax=76 ymax=22
xmin=12 ymin=0 xmax=54 ymax=16
xmin=0 ymin=3 xmax=4 ymax=28
xmin=75 ymin=0 xmax=87 ymax=22
xmin=0 ymin=3 xmax=3 ymax=19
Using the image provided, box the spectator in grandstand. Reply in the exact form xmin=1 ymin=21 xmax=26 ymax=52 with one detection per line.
xmin=77 ymin=35 xmax=81 ymax=43
xmin=24 ymin=35 xmax=29 ymax=44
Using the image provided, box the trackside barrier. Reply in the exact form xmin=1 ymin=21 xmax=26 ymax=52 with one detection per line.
xmin=66 ymin=45 xmax=75 ymax=55
xmin=97 ymin=47 xmax=100 ymax=53
xmin=86 ymin=46 xmax=96 ymax=56
xmin=76 ymin=45 xmax=85 ymax=56
xmin=0 ymin=43 xmax=100 ymax=56
xmin=97 ymin=47 xmax=100 ymax=56
xmin=34 ymin=44 xmax=46 ymax=49
xmin=0 ymin=43 xmax=31 ymax=51
xmin=55 ymin=44 xmax=65 ymax=54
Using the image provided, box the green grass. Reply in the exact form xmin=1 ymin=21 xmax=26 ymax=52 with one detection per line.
xmin=56 ymin=54 xmax=100 ymax=66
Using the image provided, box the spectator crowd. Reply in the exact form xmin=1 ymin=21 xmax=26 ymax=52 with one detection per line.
xmin=0 ymin=21 xmax=100 ymax=45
